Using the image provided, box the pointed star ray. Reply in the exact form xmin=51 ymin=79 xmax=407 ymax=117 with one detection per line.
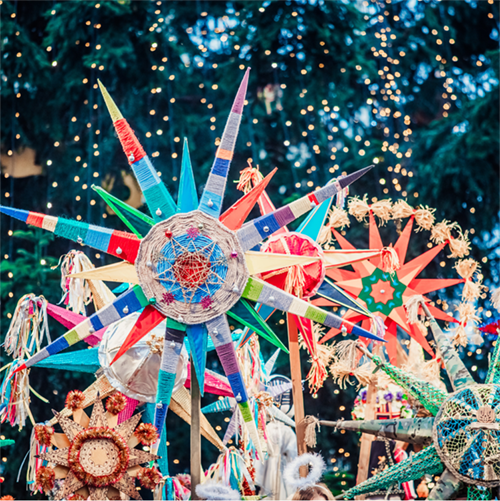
xmin=237 ymin=165 xmax=374 ymax=252
xmin=0 ymin=206 xmax=141 ymax=263
xmin=92 ymin=184 xmax=154 ymax=238
xmin=99 ymin=80 xmax=177 ymax=223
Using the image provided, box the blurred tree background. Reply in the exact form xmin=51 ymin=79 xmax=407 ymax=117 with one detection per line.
xmin=0 ymin=0 xmax=498 ymax=498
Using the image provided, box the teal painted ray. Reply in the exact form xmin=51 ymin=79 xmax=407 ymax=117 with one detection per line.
xmin=240 ymin=299 xmax=289 ymax=353
xmin=226 ymin=307 xmax=288 ymax=354
xmin=92 ymin=185 xmax=154 ymax=238
xmin=177 ymin=138 xmax=198 ymax=213
xmin=34 ymin=348 xmax=100 ymax=373
xmin=186 ymin=324 xmax=207 ymax=396
xmin=297 ymin=195 xmax=333 ymax=242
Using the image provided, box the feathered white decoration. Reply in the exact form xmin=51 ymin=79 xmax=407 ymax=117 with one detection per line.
xmin=195 ymin=483 xmax=241 ymax=500
xmin=282 ymin=452 xmax=325 ymax=491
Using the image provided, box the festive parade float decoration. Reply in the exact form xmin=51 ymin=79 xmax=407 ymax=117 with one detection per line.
xmin=318 ymin=197 xmax=485 ymax=363
xmin=331 ymin=300 xmax=500 ymax=501
xmin=0 ymin=69 xmax=383 ymax=464
xmin=32 ymin=391 xmax=160 ymax=500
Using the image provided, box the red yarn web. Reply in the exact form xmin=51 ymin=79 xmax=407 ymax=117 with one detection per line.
xmin=173 ymin=252 xmax=211 ymax=289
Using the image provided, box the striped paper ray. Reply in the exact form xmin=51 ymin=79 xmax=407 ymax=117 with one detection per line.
xmin=236 ymin=165 xmax=373 ymax=252
xmin=0 ymin=206 xmax=140 ymax=263
xmin=98 ymin=79 xmax=177 ymax=222
xmin=206 ymin=314 xmax=263 ymax=457
xmin=16 ymin=286 xmax=149 ymax=372
xmin=241 ymin=277 xmax=384 ymax=342
xmin=199 ymin=68 xmax=250 ymax=218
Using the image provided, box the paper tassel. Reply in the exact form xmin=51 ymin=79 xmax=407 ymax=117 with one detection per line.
xmin=448 ymin=232 xmax=471 ymax=259
xmin=317 ymin=207 xmax=350 ymax=244
xmin=303 ymin=416 xmax=320 ymax=448
xmin=414 ymin=206 xmax=435 ymax=231
xmin=328 ymin=340 xmax=359 ymax=389
xmin=348 ymin=195 xmax=370 ymax=222
xmin=1 ymin=364 xmax=33 ymax=428
xmin=371 ymin=315 xmax=387 ymax=339
xmin=405 ymin=295 xmax=424 ymax=325
xmin=381 ymin=246 xmax=400 ymax=273
xmin=371 ymin=199 xmax=393 ymax=226
xmin=455 ymin=258 xmax=479 ymax=281
xmin=492 ymin=288 xmax=500 ymax=313
xmin=391 ymin=200 xmax=414 ymax=220
xmin=59 ymin=250 xmax=115 ymax=314
xmin=453 ymin=303 xmax=481 ymax=347
xmin=430 ymin=219 xmax=460 ymax=245
xmin=4 ymin=294 xmax=51 ymax=360
xmin=236 ymin=161 xmax=264 ymax=194
xmin=405 ymin=295 xmax=428 ymax=337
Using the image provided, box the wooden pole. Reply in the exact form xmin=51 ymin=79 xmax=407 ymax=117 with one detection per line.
xmin=355 ymin=343 xmax=379 ymax=500
xmin=190 ymin=358 xmax=201 ymax=500
xmin=287 ymin=314 xmax=307 ymax=458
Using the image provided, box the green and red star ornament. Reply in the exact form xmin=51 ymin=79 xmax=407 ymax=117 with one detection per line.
xmin=321 ymin=205 xmax=465 ymax=364
xmin=1 ymin=68 xmax=380 ymax=459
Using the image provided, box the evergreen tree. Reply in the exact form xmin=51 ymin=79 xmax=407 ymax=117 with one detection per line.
xmin=0 ymin=1 xmax=498 ymax=497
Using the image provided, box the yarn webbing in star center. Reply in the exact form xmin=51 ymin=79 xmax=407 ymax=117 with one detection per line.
xmin=173 ymin=252 xmax=211 ymax=289
xmin=156 ymin=233 xmax=228 ymax=304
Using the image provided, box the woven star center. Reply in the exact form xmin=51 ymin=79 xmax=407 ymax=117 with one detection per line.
xmin=173 ymin=252 xmax=211 ymax=289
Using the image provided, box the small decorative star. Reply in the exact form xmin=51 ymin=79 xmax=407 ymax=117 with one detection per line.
xmin=201 ymin=295 xmax=213 ymax=310
xmin=187 ymin=226 xmax=199 ymax=239
xmin=162 ymin=292 xmax=175 ymax=304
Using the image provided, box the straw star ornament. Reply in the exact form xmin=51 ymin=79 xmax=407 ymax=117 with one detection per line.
xmin=38 ymin=396 xmax=159 ymax=500
xmin=1 ymin=68 xmax=382 ymax=454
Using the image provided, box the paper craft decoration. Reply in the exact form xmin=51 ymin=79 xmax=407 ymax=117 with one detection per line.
xmin=319 ymin=197 xmax=477 ymax=364
xmin=235 ymin=168 xmax=380 ymax=393
xmin=37 ymin=393 xmax=160 ymax=500
xmin=1 ymin=68 xmax=379 ymax=460
xmin=0 ymin=71 xmax=374 ymax=458
xmin=336 ymin=301 xmax=500 ymax=501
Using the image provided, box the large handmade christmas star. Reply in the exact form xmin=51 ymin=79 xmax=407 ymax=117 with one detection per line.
xmin=322 ymin=211 xmax=464 ymax=362
xmin=1 ymin=68 xmax=380 ymax=456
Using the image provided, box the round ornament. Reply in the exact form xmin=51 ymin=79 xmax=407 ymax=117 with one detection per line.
xmin=433 ymin=384 xmax=500 ymax=487
xmin=136 ymin=211 xmax=249 ymax=324
xmin=98 ymin=312 xmax=187 ymax=402
xmin=268 ymin=374 xmax=294 ymax=418
xmin=68 ymin=428 xmax=129 ymax=487
xmin=259 ymin=232 xmax=325 ymax=299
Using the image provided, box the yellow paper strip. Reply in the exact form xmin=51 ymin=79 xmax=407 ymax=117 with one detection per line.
xmin=322 ymin=249 xmax=381 ymax=268
xmin=244 ymin=250 xmax=320 ymax=276
xmin=67 ymin=261 xmax=139 ymax=284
